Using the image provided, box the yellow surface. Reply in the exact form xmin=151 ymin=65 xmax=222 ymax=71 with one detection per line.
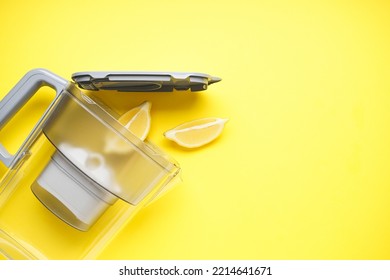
xmin=0 ymin=0 xmax=390 ymax=259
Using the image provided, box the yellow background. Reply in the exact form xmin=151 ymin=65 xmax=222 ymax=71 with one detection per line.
xmin=0 ymin=0 xmax=389 ymax=259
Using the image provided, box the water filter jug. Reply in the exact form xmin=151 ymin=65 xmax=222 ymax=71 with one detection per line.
xmin=0 ymin=68 xmax=220 ymax=259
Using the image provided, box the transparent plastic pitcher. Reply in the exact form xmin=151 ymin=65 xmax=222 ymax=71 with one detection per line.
xmin=0 ymin=69 xmax=218 ymax=259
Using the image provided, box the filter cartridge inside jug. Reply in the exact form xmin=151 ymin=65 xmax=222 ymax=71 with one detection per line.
xmin=31 ymin=145 xmax=118 ymax=231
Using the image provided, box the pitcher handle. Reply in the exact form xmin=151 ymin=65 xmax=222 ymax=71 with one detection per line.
xmin=0 ymin=69 xmax=67 ymax=167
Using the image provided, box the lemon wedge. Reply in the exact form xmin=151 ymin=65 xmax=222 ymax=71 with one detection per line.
xmin=119 ymin=101 xmax=151 ymax=140
xmin=104 ymin=101 xmax=151 ymax=154
xmin=164 ymin=117 xmax=228 ymax=148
